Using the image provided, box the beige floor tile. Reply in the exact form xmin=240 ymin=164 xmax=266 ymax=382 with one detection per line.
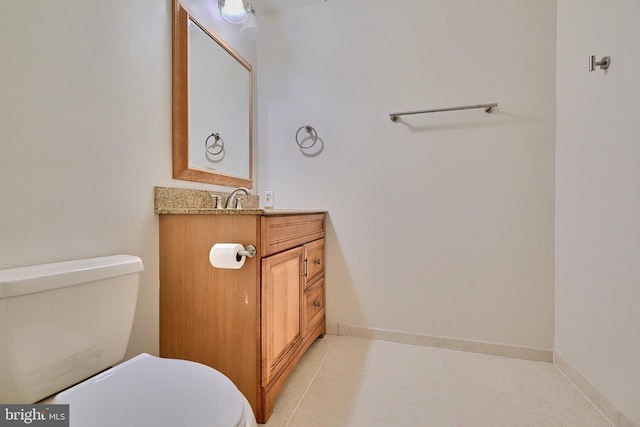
xmin=382 ymin=340 xmax=440 ymax=361
xmin=331 ymin=335 xmax=385 ymax=353
xmin=377 ymin=357 xmax=444 ymax=398
xmin=262 ymin=410 xmax=292 ymax=427
xmin=500 ymin=357 xmax=574 ymax=392
xmin=369 ymin=400 xmax=451 ymax=427
xmin=273 ymin=370 xmax=315 ymax=414
xmin=369 ymin=375 xmax=450 ymax=426
xmin=439 ymin=348 xmax=503 ymax=379
xmin=440 ymin=350 xmax=520 ymax=407
xmin=305 ymin=334 xmax=337 ymax=357
xmin=499 ymin=357 xmax=612 ymax=427
xmin=520 ymin=391 xmax=612 ymax=427
xmin=449 ymin=399 xmax=533 ymax=427
xmin=294 ymin=375 xmax=373 ymax=426
xmin=261 ymin=336 xmax=615 ymax=427
xmin=446 ymin=373 xmax=521 ymax=406
xmin=444 ymin=354 xmax=530 ymax=425
xmin=439 ymin=349 xmax=504 ymax=387
xmin=287 ymin=415 xmax=347 ymax=426
xmin=317 ymin=338 xmax=382 ymax=383
xmin=295 ymin=335 xmax=336 ymax=374
xmin=527 ymin=412 xmax=613 ymax=427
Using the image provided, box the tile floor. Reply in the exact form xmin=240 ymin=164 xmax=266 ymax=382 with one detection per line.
xmin=262 ymin=335 xmax=613 ymax=427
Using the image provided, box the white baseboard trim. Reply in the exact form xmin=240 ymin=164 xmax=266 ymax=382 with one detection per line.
xmin=325 ymin=322 xmax=552 ymax=362
xmin=554 ymin=352 xmax=637 ymax=427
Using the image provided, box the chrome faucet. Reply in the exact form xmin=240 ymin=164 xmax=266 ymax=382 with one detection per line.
xmin=225 ymin=187 xmax=250 ymax=209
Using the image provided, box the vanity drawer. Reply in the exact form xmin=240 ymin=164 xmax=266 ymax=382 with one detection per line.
xmin=261 ymin=214 xmax=325 ymax=256
xmin=303 ymin=278 xmax=325 ymax=336
xmin=304 ymin=238 xmax=325 ymax=287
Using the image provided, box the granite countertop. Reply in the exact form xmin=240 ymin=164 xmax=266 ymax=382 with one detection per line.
xmin=154 ymin=187 xmax=326 ymax=215
xmin=155 ymin=207 xmax=326 ymax=215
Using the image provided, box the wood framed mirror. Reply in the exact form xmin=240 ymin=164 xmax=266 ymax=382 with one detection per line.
xmin=172 ymin=0 xmax=253 ymax=188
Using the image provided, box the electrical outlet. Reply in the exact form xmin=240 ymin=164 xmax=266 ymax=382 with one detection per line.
xmin=264 ymin=191 xmax=274 ymax=208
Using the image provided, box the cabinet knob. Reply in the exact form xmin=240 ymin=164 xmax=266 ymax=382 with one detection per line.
xmin=315 ymin=258 xmax=321 ymax=265
xmin=314 ymin=301 xmax=322 ymax=307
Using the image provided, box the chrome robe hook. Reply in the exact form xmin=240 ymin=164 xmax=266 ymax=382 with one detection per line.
xmin=589 ymin=55 xmax=611 ymax=71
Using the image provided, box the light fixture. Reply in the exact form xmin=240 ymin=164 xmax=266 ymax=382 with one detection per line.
xmin=218 ymin=0 xmax=247 ymax=24
xmin=240 ymin=3 xmax=259 ymax=40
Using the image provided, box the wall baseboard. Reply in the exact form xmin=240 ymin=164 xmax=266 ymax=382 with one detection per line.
xmin=326 ymin=322 xmax=552 ymax=362
xmin=554 ymin=352 xmax=637 ymax=427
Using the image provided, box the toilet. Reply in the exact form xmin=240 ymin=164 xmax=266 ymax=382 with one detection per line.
xmin=0 ymin=255 xmax=257 ymax=427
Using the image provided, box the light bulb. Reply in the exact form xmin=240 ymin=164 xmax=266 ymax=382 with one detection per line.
xmin=220 ymin=0 xmax=247 ymax=24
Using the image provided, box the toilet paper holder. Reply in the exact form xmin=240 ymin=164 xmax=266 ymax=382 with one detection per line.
xmin=238 ymin=245 xmax=256 ymax=258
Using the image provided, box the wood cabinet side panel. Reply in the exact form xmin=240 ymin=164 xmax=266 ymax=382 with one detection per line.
xmin=159 ymin=214 xmax=261 ymax=413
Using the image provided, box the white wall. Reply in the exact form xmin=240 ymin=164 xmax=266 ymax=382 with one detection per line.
xmin=0 ymin=0 xmax=255 ymax=359
xmin=556 ymin=1 xmax=640 ymax=424
xmin=258 ymin=0 xmax=557 ymax=349
xmin=4 ymin=0 xmax=637 ymax=420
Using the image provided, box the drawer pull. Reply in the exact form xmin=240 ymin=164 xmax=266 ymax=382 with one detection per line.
xmin=315 ymin=259 xmax=321 ymax=265
xmin=314 ymin=301 xmax=322 ymax=307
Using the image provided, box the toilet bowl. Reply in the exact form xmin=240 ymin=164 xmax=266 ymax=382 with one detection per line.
xmin=0 ymin=255 xmax=257 ymax=427
xmin=54 ymin=353 xmax=257 ymax=427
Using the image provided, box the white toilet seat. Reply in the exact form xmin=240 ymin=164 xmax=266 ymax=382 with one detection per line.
xmin=53 ymin=353 xmax=256 ymax=427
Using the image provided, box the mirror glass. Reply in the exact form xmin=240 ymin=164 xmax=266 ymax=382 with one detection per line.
xmin=173 ymin=1 xmax=253 ymax=187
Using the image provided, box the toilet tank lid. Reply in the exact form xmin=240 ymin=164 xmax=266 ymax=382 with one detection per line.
xmin=0 ymin=255 xmax=143 ymax=299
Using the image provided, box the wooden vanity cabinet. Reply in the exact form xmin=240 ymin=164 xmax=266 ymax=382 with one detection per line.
xmin=159 ymin=212 xmax=325 ymax=424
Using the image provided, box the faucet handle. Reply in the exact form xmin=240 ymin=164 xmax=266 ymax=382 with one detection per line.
xmin=236 ymin=196 xmax=245 ymax=209
xmin=210 ymin=194 xmax=223 ymax=209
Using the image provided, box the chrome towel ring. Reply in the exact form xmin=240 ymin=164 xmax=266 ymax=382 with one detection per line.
xmin=205 ymin=132 xmax=224 ymax=156
xmin=295 ymin=125 xmax=318 ymax=149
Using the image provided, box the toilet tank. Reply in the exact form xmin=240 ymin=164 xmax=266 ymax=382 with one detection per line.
xmin=0 ymin=255 xmax=143 ymax=403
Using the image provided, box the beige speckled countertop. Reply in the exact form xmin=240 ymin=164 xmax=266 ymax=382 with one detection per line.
xmin=154 ymin=187 xmax=326 ymax=215
xmin=155 ymin=207 xmax=327 ymax=215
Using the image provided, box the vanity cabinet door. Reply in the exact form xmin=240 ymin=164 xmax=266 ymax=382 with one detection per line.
xmin=261 ymin=246 xmax=304 ymax=387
